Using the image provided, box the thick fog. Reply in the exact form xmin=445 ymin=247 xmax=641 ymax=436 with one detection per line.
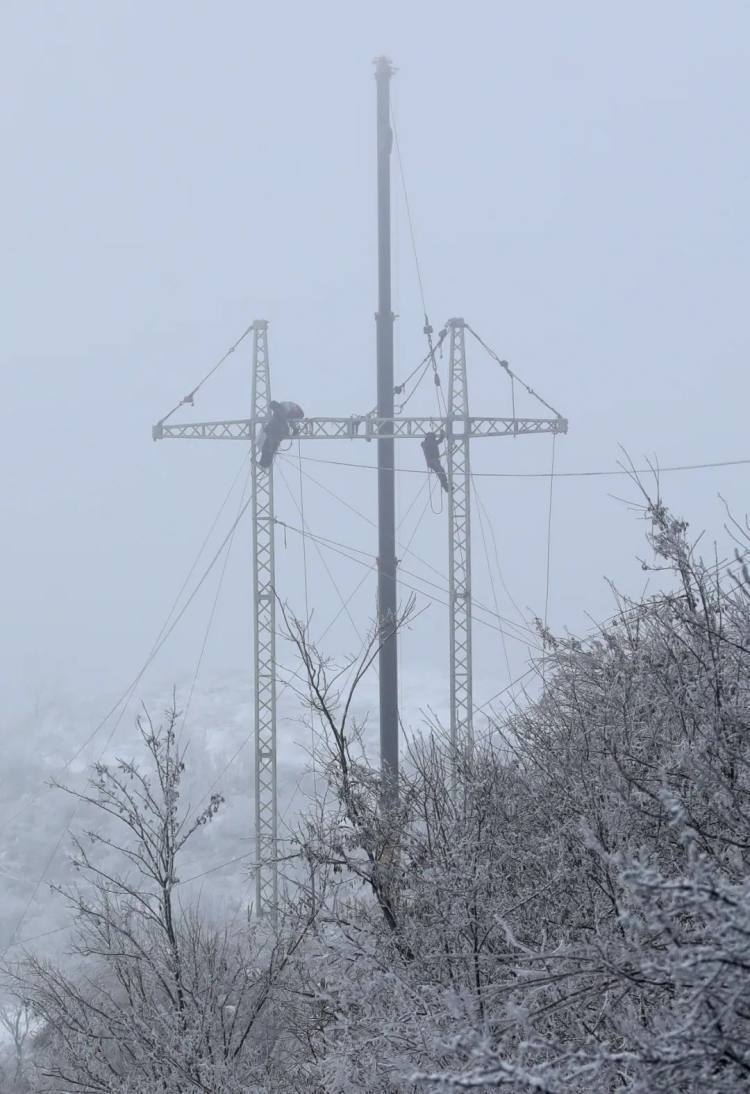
xmin=1 ymin=2 xmax=749 ymax=950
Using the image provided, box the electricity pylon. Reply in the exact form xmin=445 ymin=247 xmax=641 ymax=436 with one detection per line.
xmin=152 ymin=322 xmax=567 ymax=915
xmin=249 ymin=320 xmax=276 ymax=915
xmin=152 ymin=58 xmax=567 ymax=918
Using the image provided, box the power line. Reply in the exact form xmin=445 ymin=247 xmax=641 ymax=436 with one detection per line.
xmin=1 ymin=450 xmax=253 ymax=813
xmin=277 ymin=464 xmax=364 ymax=645
xmin=1 ymin=478 xmax=257 ymax=951
xmin=297 ymin=442 xmax=311 ymax=626
xmin=474 ymin=666 xmax=537 ymax=719
xmin=281 ymin=455 xmax=538 ymax=642
xmin=472 ymin=477 xmax=513 ymax=685
xmin=178 ymin=461 xmax=253 ymax=744
xmin=2 ymin=452 xmax=253 ymax=827
xmin=191 ymin=560 xmax=379 ymax=821
xmin=294 ymin=452 xmax=750 ymax=480
xmin=472 ymin=483 xmax=527 ymax=624
xmin=391 ymin=105 xmax=427 ymax=322
xmin=272 ymin=511 xmax=538 ymax=642
xmin=391 ymin=106 xmax=447 ymax=420
xmin=273 ymin=514 xmax=543 ymax=652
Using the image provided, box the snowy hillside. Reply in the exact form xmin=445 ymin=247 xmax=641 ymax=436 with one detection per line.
xmin=0 ymin=665 xmax=450 ymax=961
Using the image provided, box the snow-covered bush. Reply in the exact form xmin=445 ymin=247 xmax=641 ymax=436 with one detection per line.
xmin=287 ymin=489 xmax=750 ymax=1091
xmin=10 ymin=487 xmax=750 ymax=1092
xmin=8 ymin=709 xmax=319 ymax=1093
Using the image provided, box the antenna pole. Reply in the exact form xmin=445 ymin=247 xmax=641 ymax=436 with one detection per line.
xmin=374 ymin=56 xmax=398 ymax=801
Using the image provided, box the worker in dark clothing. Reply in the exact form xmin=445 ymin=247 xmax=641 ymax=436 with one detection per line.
xmin=421 ymin=430 xmax=448 ymax=492
xmin=258 ymin=400 xmax=305 ymax=468
xmin=259 ymin=401 xmax=291 ymax=468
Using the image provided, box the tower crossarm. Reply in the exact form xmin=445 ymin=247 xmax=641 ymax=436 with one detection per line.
xmin=153 ymin=415 xmax=568 ymax=442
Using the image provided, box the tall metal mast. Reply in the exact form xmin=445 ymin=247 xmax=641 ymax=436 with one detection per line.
xmin=374 ymin=56 xmax=399 ymax=801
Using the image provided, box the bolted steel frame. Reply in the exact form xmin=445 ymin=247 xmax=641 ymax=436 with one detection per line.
xmin=154 ymin=319 xmax=567 ymax=917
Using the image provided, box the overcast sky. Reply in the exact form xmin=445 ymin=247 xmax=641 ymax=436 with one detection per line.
xmin=2 ymin=1 xmax=749 ymax=733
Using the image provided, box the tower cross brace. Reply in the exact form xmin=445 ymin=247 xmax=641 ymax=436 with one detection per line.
xmin=153 ymin=317 xmax=567 ymax=917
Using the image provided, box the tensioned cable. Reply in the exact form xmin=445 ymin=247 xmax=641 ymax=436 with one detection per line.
xmin=276 ymin=464 xmax=364 ymax=645
xmin=472 ymin=478 xmax=513 ymax=684
xmin=193 ymin=504 xmax=750 ymax=853
xmin=465 ymin=324 xmax=562 ymax=420
xmin=359 ymin=332 xmax=449 ymax=419
xmin=391 ymin=105 xmax=427 ymax=329
xmin=1 ymin=451 xmax=252 ymax=823
xmin=263 ymin=477 xmax=430 ymax=816
xmin=155 ymin=321 xmax=255 ymax=428
xmin=474 ymin=549 xmax=750 ymax=721
xmin=192 ymin=559 xmax=379 ymax=821
xmin=282 ymin=455 xmax=537 ymax=641
xmin=178 ymin=461 xmax=253 ymax=745
xmin=400 ymin=492 xmax=433 ymax=564
xmin=2 ymin=487 xmax=257 ymax=954
xmin=273 ymin=516 xmax=543 ymax=652
xmin=295 ymin=440 xmax=316 ymax=797
xmin=475 ymin=667 xmax=537 ymax=718
xmin=192 ymin=510 xmax=750 ymax=868
xmin=294 ymin=453 xmax=750 ymax=480
xmin=391 ymin=106 xmax=447 ymax=420
xmin=4 ymin=663 xmax=162 ymax=955
xmin=398 ymin=476 xmax=430 ymax=536
xmin=297 ymin=442 xmax=311 ymax=626
xmin=472 ymin=484 xmax=527 ymax=624
xmin=271 ymin=509 xmax=538 ymax=645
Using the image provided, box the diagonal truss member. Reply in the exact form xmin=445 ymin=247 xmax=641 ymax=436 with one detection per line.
xmin=153 ymin=318 xmax=567 ymax=917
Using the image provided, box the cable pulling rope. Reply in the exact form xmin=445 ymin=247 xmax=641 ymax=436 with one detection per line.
xmin=391 ymin=106 xmax=447 ymax=419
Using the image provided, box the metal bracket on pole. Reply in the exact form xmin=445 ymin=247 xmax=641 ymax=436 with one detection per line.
xmin=250 ymin=320 xmax=278 ymax=919
xmin=447 ymin=318 xmax=473 ymax=753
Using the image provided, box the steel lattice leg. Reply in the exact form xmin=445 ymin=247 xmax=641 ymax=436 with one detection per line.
xmin=251 ymin=320 xmax=278 ymax=918
xmin=447 ymin=318 xmax=473 ymax=752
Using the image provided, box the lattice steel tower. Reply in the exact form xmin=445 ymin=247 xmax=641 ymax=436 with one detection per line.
xmin=249 ymin=320 xmax=277 ymax=915
xmin=446 ymin=318 xmax=473 ymax=746
xmin=152 ymin=60 xmax=567 ymax=918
